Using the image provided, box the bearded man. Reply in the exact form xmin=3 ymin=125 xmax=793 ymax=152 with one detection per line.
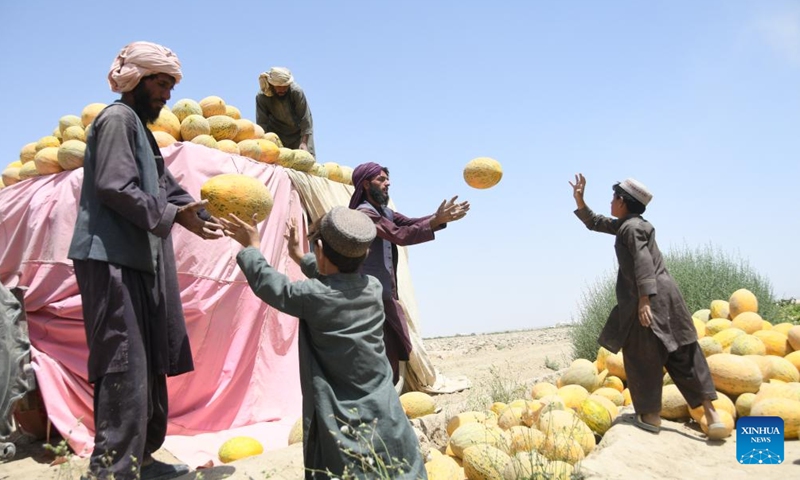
xmin=348 ymin=162 xmax=469 ymax=388
xmin=255 ymin=66 xmax=315 ymax=155
xmin=68 ymin=41 xmax=223 ymax=480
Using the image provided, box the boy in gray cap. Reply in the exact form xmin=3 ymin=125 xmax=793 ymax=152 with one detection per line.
xmin=220 ymin=207 xmax=427 ymax=479
xmin=569 ymin=174 xmax=726 ymax=440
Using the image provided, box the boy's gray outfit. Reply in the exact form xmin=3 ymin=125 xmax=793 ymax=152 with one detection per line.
xmin=236 ymin=248 xmax=426 ymax=479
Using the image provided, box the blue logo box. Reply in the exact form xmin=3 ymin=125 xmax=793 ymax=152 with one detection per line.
xmin=737 ymin=416 xmax=784 ymax=464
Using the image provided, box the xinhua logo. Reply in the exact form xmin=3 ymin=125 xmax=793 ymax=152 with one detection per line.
xmin=736 ymin=416 xmax=784 ymax=464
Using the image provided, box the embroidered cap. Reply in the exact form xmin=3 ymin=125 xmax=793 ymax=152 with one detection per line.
xmin=315 ymin=206 xmax=376 ymax=258
xmin=619 ymin=178 xmax=653 ymax=206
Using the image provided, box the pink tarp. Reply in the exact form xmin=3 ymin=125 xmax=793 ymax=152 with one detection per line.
xmin=0 ymin=143 xmax=306 ymax=467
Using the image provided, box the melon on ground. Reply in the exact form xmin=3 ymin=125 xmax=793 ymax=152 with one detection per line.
xmin=709 ymin=300 xmax=730 ymax=320
xmin=729 ymin=288 xmax=758 ymax=319
xmin=750 ymin=397 xmax=800 ymax=439
xmin=705 ymin=318 xmax=731 ymax=336
xmin=399 ymin=391 xmax=436 ymax=419
xmin=698 ymin=410 xmax=735 ymax=439
xmin=698 ymin=337 xmax=723 ymax=357
xmin=462 ymin=444 xmax=511 ymax=480
xmin=688 ymin=391 xmax=735 ymax=423
xmin=729 ymin=334 xmax=766 ymax=356
xmin=464 ymin=157 xmax=502 ymax=189
xmin=735 ymin=392 xmax=757 ymax=417
xmin=200 ymin=173 xmax=274 ymax=223
xmin=660 ymin=384 xmax=689 ymax=420
xmin=706 ymin=353 xmax=763 ymax=396
xmin=790 ymin=326 xmax=800 ymax=351
xmin=218 ymin=436 xmax=264 ymax=464
xmin=753 ymin=330 xmax=791 ymax=357
xmin=731 ymin=311 xmax=764 ymax=334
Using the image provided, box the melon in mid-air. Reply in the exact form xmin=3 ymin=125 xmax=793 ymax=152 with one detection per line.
xmin=464 ymin=157 xmax=502 ymax=189
xmin=200 ymin=173 xmax=274 ymax=223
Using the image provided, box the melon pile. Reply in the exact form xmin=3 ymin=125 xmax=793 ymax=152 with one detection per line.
xmin=1 ymin=96 xmax=354 ymax=190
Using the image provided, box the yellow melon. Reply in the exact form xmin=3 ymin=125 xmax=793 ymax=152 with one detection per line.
xmin=692 ymin=309 xmax=711 ymax=323
xmin=340 ymin=165 xmax=354 ymax=185
xmin=225 ymin=105 xmax=242 ymax=119
xmin=62 ymin=125 xmax=86 ymax=143
xmin=731 ymin=311 xmax=764 ymax=334
xmin=789 ymin=326 xmax=800 ymax=351
xmin=705 ymin=318 xmax=731 ymax=336
xmin=290 ymin=150 xmax=316 ymax=172
xmin=588 ymin=394 xmax=619 ymax=420
xmin=446 ymin=411 xmax=497 ymax=437
xmin=622 ymin=388 xmax=632 ymax=406
xmin=287 ymin=417 xmax=303 ymax=445
xmin=556 ymin=385 xmax=589 ymax=410
xmin=256 ymin=139 xmax=280 ymax=164
xmin=58 ymin=115 xmax=82 ymax=135
xmin=750 ymin=398 xmax=800 ymax=439
xmin=233 ymin=119 xmax=257 ymax=142
xmin=81 ymin=103 xmax=107 ymax=127
xmin=688 ymin=391 xmax=735 ymax=423
xmin=507 ymin=425 xmax=545 ymax=454
xmin=765 ymin=356 xmax=800 ymax=383
xmin=462 ymin=444 xmax=511 ymax=480
xmin=263 ymin=131 xmax=282 ymax=146
xmin=464 ymin=157 xmax=502 ymax=189
xmin=693 ymin=317 xmax=706 ymax=338
xmin=35 ymin=136 xmax=60 ymax=152
xmin=497 ymin=405 xmax=526 ymax=430
xmin=153 ymin=131 xmax=177 ymax=148
xmin=237 ymin=139 xmax=262 ymax=161
xmin=735 ymin=392 xmax=757 ymax=417
xmin=558 ymin=362 xmax=600 ymax=392
xmin=253 ymin=123 xmax=266 ymax=139
xmin=276 ymin=147 xmax=295 ymax=168
xmin=180 ymin=114 xmax=211 ymax=141
xmin=753 ymin=330 xmax=791 ymax=356
xmin=591 ymin=387 xmax=624 ymax=407
xmin=698 ymin=336 xmax=723 ymax=357
xmin=729 ymin=334 xmax=766 ymax=356
xmin=601 ymin=375 xmax=624 ymax=392
xmin=199 ymin=95 xmax=227 ymax=117
xmin=537 ymin=410 xmax=595 ymax=456
xmin=709 ymin=300 xmax=730 ymax=320
xmin=19 ymin=142 xmax=37 ymax=164
xmin=762 ymin=320 xmax=773 ymax=330
xmin=712 ymin=327 xmax=745 ymax=350
xmin=660 ymin=384 xmax=689 ymax=420
xmin=3 ymin=165 xmax=22 ymax=186
xmin=448 ymin=422 xmax=507 ymax=459
xmin=34 ymin=147 xmax=62 ymax=175
xmin=540 ymin=435 xmax=585 ymax=466
xmin=425 ymin=455 xmax=461 ymax=480
xmin=698 ymin=410 xmax=734 ymax=439
xmin=191 ymin=134 xmax=218 ymax=149
xmin=201 ymin=173 xmax=274 ymax=223
xmin=729 ymin=288 xmax=758 ymax=319
xmin=707 ymin=353 xmax=763 ymax=396
xmin=784 ymin=351 xmax=800 ymax=375
xmin=52 ymin=126 xmax=62 ymax=141
xmin=207 ymin=115 xmax=239 ymax=141
xmin=57 ymin=140 xmax=86 ymax=170
xmin=216 ymin=139 xmax=239 ymax=155
xmin=148 ymin=108 xmax=181 ymax=140
xmin=171 ymin=98 xmax=203 ymax=123
xmin=605 ymin=352 xmax=626 ymax=381
xmin=308 ymin=163 xmax=327 ymax=178
xmin=323 ymin=162 xmax=344 ymax=183
xmin=771 ymin=323 xmax=795 ymax=336
xmin=576 ymin=397 xmax=612 ymax=435
xmin=530 ymin=382 xmax=558 ymax=400
xmin=218 ymin=436 xmax=263 ymax=463
xmin=18 ymin=162 xmax=39 ymax=180
xmin=399 ymin=391 xmax=436 ymax=419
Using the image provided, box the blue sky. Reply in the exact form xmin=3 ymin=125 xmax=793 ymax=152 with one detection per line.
xmin=1 ymin=1 xmax=798 ymax=337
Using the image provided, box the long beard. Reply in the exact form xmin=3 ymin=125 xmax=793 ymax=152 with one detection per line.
xmin=368 ymin=183 xmax=389 ymax=206
xmin=132 ymin=84 xmax=160 ymax=124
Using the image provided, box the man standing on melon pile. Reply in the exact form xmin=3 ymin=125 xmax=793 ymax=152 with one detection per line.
xmin=68 ymin=41 xmax=223 ymax=480
xmin=569 ymin=173 xmax=727 ymax=440
xmin=349 ymin=162 xmax=469 ymax=390
xmin=255 ymin=67 xmax=315 ymax=156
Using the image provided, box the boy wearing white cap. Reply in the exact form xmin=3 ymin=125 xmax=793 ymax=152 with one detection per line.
xmin=569 ymin=174 xmax=726 ymax=440
xmin=220 ymin=207 xmax=426 ymax=479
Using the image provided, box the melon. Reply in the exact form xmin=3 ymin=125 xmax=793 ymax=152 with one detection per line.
xmin=784 ymin=351 xmax=800 ymax=374
xmin=790 ymin=326 xmax=800 ymax=351
xmin=62 ymin=125 xmax=86 ymax=143
xmin=530 ymin=382 xmax=558 ymax=400
xmin=81 ymin=103 xmax=107 ymax=127
xmin=290 ymin=150 xmax=316 ymax=172
xmin=58 ymin=115 xmax=82 ymax=135
xmin=591 ymin=387 xmax=624 ymax=407
xmin=425 ymin=455 xmax=462 ymax=480
xmin=57 ymin=140 xmax=86 ymax=170
xmin=712 ymin=327 xmax=745 ymax=350
xmin=750 ymin=398 xmax=800 ymax=439
xmin=588 ymin=394 xmax=619 ymax=420
xmin=18 ymin=162 xmax=39 ymax=180
xmin=256 ymin=139 xmax=280 ymax=164
xmin=692 ymin=309 xmax=711 ymax=323
xmin=34 ymin=147 xmax=62 ymax=175
xmin=19 ymin=143 xmax=37 ymax=164
xmin=497 ymin=405 xmax=526 ymax=430
xmin=735 ymin=392 xmax=757 ymax=417
xmin=233 ymin=119 xmax=257 ymax=142
xmin=218 ymin=436 xmax=263 ymax=463
xmin=729 ymin=334 xmax=766 ymax=356
xmin=688 ymin=391 xmax=735 ymax=423
xmin=707 ymin=353 xmax=763 ymax=396
xmin=237 ymin=139 xmax=262 ymax=161
xmin=277 ymin=147 xmax=295 ymax=167
xmin=731 ymin=311 xmax=764 ymax=334
xmin=399 ymin=391 xmax=436 ymax=419
xmin=765 ymin=356 xmax=800 ymax=383
xmin=52 ymin=126 xmax=62 ymax=141
xmin=464 ymin=157 xmax=502 ymax=189
xmin=340 ymin=165 xmax=354 ymax=185
xmin=171 ymin=98 xmax=203 ymax=123
xmin=446 ymin=411 xmax=497 ymax=437
xmin=605 ymin=352 xmax=626 ymax=381
xmin=698 ymin=410 xmax=734 ymax=439
xmin=540 ymin=436 xmax=585 ymax=465
xmin=181 ymin=114 xmax=211 ymax=142
xmin=225 ymin=105 xmax=242 ymax=119
xmin=263 ymin=131 xmax=282 ymax=146
xmin=462 ymin=444 xmax=511 ymax=480
xmin=216 ymin=139 xmax=239 ymax=155
xmin=771 ymin=323 xmax=795 ymax=336
xmin=200 ymin=173 xmax=274 ymax=223
xmin=35 ymin=136 xmax=60 ymax=152
xmin=448 ymin=422 xmax=507 ymax=459
xmin=698 ymin=336 xmax=723 ymax=357
xmin=537 ymin=410 xmax=595 ymax=456
xmin=729 ymin=288 xmax=758 ymax=319
xmin=207 ymin=115 xmax=239 ymax=141
xmin=287 ymin=417 xmax=302 ymax=445
xmin=709 ymin=300 xmax=730 ymax=320
xmin=753 ymin=330 xmax=791 ymax=356
xmin=309 ymin=163 xmax=328 ymax=178
xmin=323 ymin=162 xmax=344 ymax=183
xmin=601 ymin=375 xmax=624 ymax=392
xmin=576 ymin=397 xmax=612 ymax=435
xmin=660 ymin=384 xmax=689 ymax=420
xmin=693 ymin=317 xmax=706 ymax=338
xmin=2 ymin=167 xmax=21 ymax=186
xmin=705 ymin=318 xmax=731 ymax=336
xmin=153 ymin=131 xmax=177 ymax=148
xmin=253 ymin=123 xmax=266 ymax=139
xmin=148 ymin=108 xmax=181 ymax=140
xmin=558 ymin=363 xmax=599 ymax=392
xmin=191 ymin=134 xmax=218 ymax=149
xmin=556 ymin=384 xmax=589 ymax=410
xmin=199 ymin=95 xmax=226 ymax=117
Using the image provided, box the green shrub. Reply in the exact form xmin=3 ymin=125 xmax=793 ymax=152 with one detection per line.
xmin=571 ymin=243 xmax=779 ymax=361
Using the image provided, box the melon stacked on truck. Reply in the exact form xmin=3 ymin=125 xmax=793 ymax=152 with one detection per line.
xmin=1 ymin=95 xmax=354 ymax=190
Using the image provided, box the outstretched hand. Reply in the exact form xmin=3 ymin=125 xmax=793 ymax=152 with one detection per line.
xmin=431 ymin=196 xmax=470 ymax=228
xmin=220 ymin=213 xmax=260 ymax=249
xmin=284 ymin=217 xmax=304 ymax=264
xmin=175 ymin=200 xmax=224 ymax=240
xmin=569 ymin=173 xmax=587 ymax=209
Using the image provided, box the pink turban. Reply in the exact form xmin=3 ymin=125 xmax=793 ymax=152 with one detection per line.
xmin=107 ymin=41 xmax=183 ymax=93
xmin=348 ymin=162 xmax=385 ymax=209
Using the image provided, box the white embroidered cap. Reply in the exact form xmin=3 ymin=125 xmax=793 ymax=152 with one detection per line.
xmin=619 ymin=178 xmax=653 ymax=206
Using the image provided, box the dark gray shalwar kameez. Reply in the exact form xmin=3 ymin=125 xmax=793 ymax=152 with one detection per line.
xmin=255 ymin=85 xmax=315 ymax=155
xmin=575 ymin=207 xmax=717 ymax=415
xmin=68 ymin=102 xmax=196 ymax=479
xmin=236 ymin=248 xmax=426 ymax=480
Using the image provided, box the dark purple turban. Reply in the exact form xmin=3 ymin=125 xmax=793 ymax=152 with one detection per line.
xmin=348 ymin=162 xmax=385 ymax=209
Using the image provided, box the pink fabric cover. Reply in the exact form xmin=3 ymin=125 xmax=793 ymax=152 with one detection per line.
xmin=0 ymin=143 xmax=304 ymax=466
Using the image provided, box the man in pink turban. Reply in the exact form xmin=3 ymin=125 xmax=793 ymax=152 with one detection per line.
xmin=349 ymin=162 xmax=470 ymax=388
xmin=69 ymin=41 xmax=222 ymax=480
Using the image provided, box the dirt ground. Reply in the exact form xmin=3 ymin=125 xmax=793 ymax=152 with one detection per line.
xmin=1 ymin=326 xmax=799 ymax=479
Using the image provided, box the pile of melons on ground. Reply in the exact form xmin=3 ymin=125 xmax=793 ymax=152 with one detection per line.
xmin=277 ymin=287 xmax=795 ymax=480
xmin=1 ymin=96 xmax=353 ymax=190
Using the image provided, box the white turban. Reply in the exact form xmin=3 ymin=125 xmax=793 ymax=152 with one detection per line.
xmin=258 ymin=67 xmax=294 ymax=96
xmin=108 ymin=41 xmax=183 ymax=93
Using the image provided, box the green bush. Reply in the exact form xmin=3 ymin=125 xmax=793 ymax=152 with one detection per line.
xmin=570 ymin=243 xmax=779 ymax=361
